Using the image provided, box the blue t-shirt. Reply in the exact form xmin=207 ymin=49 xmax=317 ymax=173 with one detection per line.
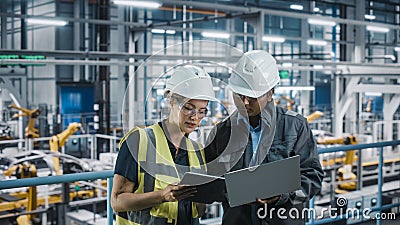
xmin=237 ymin=113 xmax=262 ymax=166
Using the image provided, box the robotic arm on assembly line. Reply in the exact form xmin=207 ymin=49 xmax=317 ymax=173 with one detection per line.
xmin=366 ymin=98 xmax=373 ymax=113
xmin=3 ymin=163 xmax=38 ymax=225
xmin=9 ymin=104 xmax=41 ymax=139
xmin=317 ymin=135 xmax=359 ymax=193
xmin=49 ymin=122 xmax=81 ymax=175
xmin=306 ymin=111 xmax=324 ymax=122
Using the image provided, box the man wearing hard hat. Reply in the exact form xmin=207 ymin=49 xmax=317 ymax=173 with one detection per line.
xmin=205 ymin=50 xmax=324 ymax=225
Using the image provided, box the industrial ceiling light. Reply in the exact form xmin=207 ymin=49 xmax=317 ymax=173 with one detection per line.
xmin=290 ymin=4 xmax=303 ymax=10
xmin=313 ymin=7 xmax=320 ymax=12
xmin=262 ymin=35 xmax=285 ymax=43
xmin=165 ymin=30 xmax=176 ymax=34
xmin=282 ymin=63 xmax=293 ymax=67
xmin=395 ymin=47 xmax=400 ymax=52
xmin=365 ymin=92 xmax=382 ymax=97
xmin=366 ymin=25 xmax=389 ymax=33
xmin=151 ymin=29 xmax=175 ymax=34
xmin=151 ymin=29 xmax=165 ymax=34
xmin=113 ymin=0 xmax=161 ymax=8
xmin=313 ymin=65 xmax=324 ymax=69
xmin=364 ymin=14 xmax=376 ymax=20
xmin=307 ymin=39 xmax=328 ymax=46
xmin=26 ymin=18 xmax=68 ymax=26
xmin=307 ymin=18 xmax=336 ymax=26
xmin=201 ymin=31 xmax=230 ymax=39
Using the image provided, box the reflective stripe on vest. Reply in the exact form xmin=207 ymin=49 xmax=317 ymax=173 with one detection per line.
xmin=116 ymin=124 xmax=206 ymax=225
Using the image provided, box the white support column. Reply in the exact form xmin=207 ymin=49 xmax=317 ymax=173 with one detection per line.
xmin=227 ymin=15 xmax=235 ymax=47
xmin=245 ymin=11 xmax=264 ymax=50
xmin=383 ymin=95 xmax=400 ymax=141
xmin=353 ymin=0 xmax=365 ymax=64
xmin=333 ymin=75 xmax=341 ymax=136
xmin=347 ymin=92 xmax=357 ymax=134
xmin=300 ymin=14 xmax=310 ymax=116
xmin=256 ymin=11 xmax=264 ymax=50
xmin=182 ymin=5 xmax=187 ymax=48
xmin=338 ymin=77 xmax=358 ymax=119
xmin=243 ymin=21 xmax=248 ymax=52
xmin=188 ymin=7 xmax=193 ymax=56
xmin=347 ymin=1 xmax=364 ymax=134
xmin=334 ymin=76 xmax=359 ymax=136
xmin=332 ymin=1 xmax=365 ymax=136
xmin=135 ymin=10 xmax=146 ymax=126
xmin=357 ymin=92 xmax=363 ymax=134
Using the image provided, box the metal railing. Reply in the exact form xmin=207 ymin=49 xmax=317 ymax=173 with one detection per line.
xmin=0 ymin=140 xmax=399 ymax=225
xmin=0 ymin=133 xmax=121 ymax=158
xmin=308 ymin=139 xmax=400 ymax=225
xmin=0 ymin=170 xmax=114 ymax=225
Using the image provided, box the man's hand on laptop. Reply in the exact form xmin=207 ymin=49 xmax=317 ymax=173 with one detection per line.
xmin=161 ymin=184 xmax=197 ymax=202
xmin=256 ymin=195 xmax=281 ymax=205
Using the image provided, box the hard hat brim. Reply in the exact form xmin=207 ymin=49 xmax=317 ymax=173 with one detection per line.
xmin=228 ymin=83 xmax=268 ymax=98
xmin=180 ymin=94 xmax=219 ymax=102
xmin=164 ymin=90 xmax=219 ymax=102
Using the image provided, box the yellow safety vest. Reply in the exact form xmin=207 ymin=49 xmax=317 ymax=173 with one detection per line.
xmin=116 ymin=123 xmax=207 ymax=225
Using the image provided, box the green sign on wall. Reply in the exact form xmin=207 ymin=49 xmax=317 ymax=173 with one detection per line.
xmin=279 ymin=70 xmax=289 ymax=79
xmin=0 ymin=55 xmax=46 ymax=66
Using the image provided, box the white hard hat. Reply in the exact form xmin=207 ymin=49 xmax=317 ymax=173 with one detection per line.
xmin=165 ymin=65 xmax=218 ymax=101
xmin=229 ymin=50 xmax=280 ymax=98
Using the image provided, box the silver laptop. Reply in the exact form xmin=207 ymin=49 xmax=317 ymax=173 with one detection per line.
xmin=225 ymin=155 xmax=301 ymax=207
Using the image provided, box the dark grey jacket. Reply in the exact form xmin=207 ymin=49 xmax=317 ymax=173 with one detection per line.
xmin=205 ymin=106 xmax=324 ymax=225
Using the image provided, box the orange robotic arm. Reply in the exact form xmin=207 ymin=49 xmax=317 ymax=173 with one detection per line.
xmin=49 ymin=122 xmax=81 ymax=175
xmin=9 ymin=104 xmax=41 ymax=139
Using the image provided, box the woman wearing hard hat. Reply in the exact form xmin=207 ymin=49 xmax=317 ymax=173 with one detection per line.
xmin=111 ymin=65 xmax=217 ymax=225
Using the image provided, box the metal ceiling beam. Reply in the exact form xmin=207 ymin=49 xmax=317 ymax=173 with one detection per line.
xmin=150 ymin=26 xmax=257 ymax=37
xmin=0 ymin=56 xmax=241 ymax=66
xmin=353 ymin=84 xmax=400 ymax=93
xmin=2 ymin=1 xmax=399 ymax=31
xmin=2 ymin=49 xmax=399 ymax=68
xmin=335 ymin=65 xmax=400 ymax=75
xmin=159 ymin=0 xmax=400 ymax=30
xmin=138 ymin=11 xmax=259 ymax=30
xmin=1 ymin=58 xmax=400 ymax=74
xmin=289 ymin=59 xmax=400 ymax=68
xmin=0 ymin=49 xmax=242 ymax=62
